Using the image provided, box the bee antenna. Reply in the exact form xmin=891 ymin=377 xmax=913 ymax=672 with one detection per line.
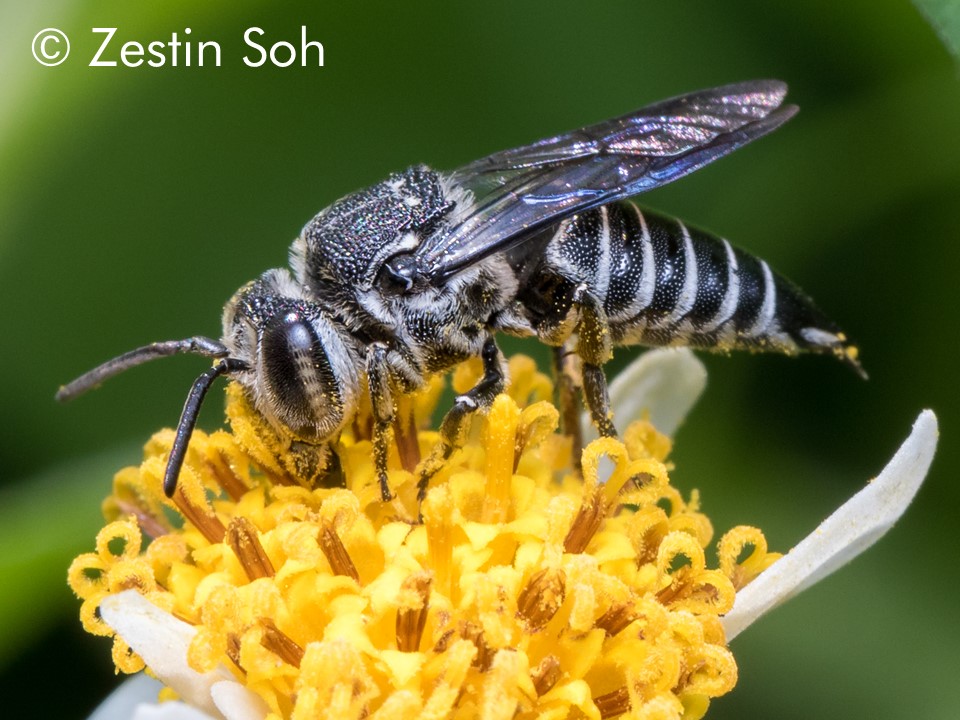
xmin=164 ymin=357 xmax=249 ymax=497
xmin=55 ymin=336 xmax=230 ymax=403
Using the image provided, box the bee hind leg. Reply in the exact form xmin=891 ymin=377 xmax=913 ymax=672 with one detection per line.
xmin=553 ymin=344 xmax=585 ymax=470
xmin=417 ymin=336 xmax=505 ymax=502
xmin=572 ymin=287 xmax=617 ymax=439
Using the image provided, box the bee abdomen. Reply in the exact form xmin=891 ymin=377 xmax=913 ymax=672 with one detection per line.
xmin=559 ymin=203 xmax=862 ymax=373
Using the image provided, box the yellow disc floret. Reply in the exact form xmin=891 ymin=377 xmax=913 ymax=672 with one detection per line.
xmin=69 ymin=354 xmax=777 ymax=720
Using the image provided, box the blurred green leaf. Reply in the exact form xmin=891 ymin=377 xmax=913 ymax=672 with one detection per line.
xmin=914 ymin=0 xmax=960 ymax=58
xmin=2 ymin=1 xmax=959 ymax=718
xmin=0 ymin=446 xmax=134 ymax=669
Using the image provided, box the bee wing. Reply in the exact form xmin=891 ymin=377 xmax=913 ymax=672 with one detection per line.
xmin=416 ymin=80 xmax=797 ymax=282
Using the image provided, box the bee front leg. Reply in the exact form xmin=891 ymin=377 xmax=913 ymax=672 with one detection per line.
xmin=573 ymin=287 xmax=616 ymax=439
xmin=366 ymin=343 xmax=396 ymax=501
xmin=417 ymin=336 xmax=505 ymax=501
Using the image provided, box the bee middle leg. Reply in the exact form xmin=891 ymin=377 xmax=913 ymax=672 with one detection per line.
xmin=366 ymin=343 xmax=397 ymax=501
xmin=417 ymin=336 xmax=505 ymax=501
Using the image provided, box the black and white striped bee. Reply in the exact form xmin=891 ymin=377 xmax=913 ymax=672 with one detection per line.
xmin=59 ymin=80 xmax=863 ymax=503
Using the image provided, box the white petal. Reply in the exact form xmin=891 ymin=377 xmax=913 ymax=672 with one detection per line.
xmin=131 ymin=702 xmax=219 ymax=720
xmin=87 ymin=674 xmax=164 ymax=720
xmin=211 ymin=681 xmax=270 ymax=720
xmin=85 ymin=671 xmax=219 ymax=720
xmin=722 ymin=409 xmax=938 ymax=641
xmin=100 ymin=591 xmax=235 ymax=719
xmin=581 ymin=348 xmax=707 ymax=441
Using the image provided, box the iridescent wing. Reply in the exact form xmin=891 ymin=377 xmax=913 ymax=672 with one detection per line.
xmin=414 ymin=80 xmax=797 ymax=283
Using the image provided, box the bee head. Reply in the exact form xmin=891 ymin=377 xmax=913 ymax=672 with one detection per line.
xmin=224 ymin=270 xmax=362 ymax=445
xmin=254 ymin=307 xmax=360 ymax=441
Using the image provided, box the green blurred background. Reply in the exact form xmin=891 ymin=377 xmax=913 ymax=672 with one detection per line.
xmin=1 ymin=1 xmax=957 ymax=718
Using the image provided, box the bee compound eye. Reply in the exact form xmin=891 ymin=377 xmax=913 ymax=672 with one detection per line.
xmin=260 ymin=311 xmax=343 ymax=440
xmin=377 ymin=253 xmax=417 ymax=294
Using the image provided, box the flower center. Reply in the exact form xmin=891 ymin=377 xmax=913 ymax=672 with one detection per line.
xmin=69 ymin=354 xmax=780 ymax=719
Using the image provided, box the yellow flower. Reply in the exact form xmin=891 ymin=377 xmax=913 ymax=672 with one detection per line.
xmin=69 ymin=350 xmax=937 ymax=720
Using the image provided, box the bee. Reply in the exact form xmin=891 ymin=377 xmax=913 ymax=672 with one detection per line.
xmin=58 ymin=80 xmax=863 ymax=503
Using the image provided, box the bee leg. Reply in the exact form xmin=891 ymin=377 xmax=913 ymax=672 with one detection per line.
xmin=582 ymin=364 xmax=615 ymax=438
xmin=366 ymin=343 xmax=396 ymax=501
xmin=573 ymin=287 xmax=616 ymax=439
xmin=417 ymin=336 xmax=505 ymax=502
xmin=553 ymin=344 xmax=584 ymax=471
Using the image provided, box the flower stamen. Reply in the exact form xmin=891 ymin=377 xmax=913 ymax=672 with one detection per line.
xmin=564 ymin=487 xmax=608 ymax=553
xmin=318 ymin=521 xmax=360 ymax=582
xmin=225 ymin=517 xmax=275 ymax=581
xmin=171 ymin=479 xmax=225 ymax=544
xmin=459 ymin=620 xmax=496 ymax=671
xmin=517 ymin=567 xmax=566 ymax=631
xmin=393 ymin=399 xmax=421 ymax=472
xmin=395 ymin=571 xmax=432 ymax=652
xmin=593 ymin=686 xmax=631 ymax=719
xmin=595 ymin=601 xmax=638 ymax=636
xmin=226 ymin=632 xmax=244 ymax=672
xmin=260 ymin=617 xmax=305 ymax=668
xmin=530 ymin=654 xmax=561 ymax=696
xmin=206 ymin=448 xmax=251 ymax=501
